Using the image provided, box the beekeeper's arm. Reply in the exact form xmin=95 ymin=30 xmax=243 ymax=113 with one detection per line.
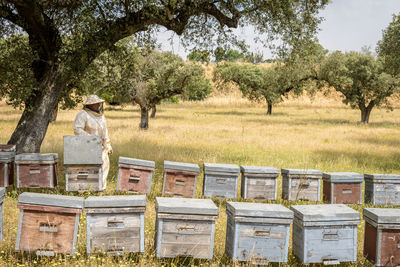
xmin=103 ymin=118 xmax=113 ymax=154
xmin=73 ymin=111 xmax=90 ymax=136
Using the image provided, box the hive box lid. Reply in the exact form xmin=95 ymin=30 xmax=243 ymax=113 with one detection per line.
xmin=364 ymin=208 xmax=400 ymax=224
xmin=64 ymin=135 xmax=102 ymax=165
xmin=156 ymin=197 xmax=218 ymax=216
xmin=227 ymin=202 xmax=293 ymax=219
xmin=15 ymin=153 xmax=58 ymax=162
xmin=18 ymin=192 xmax=84 ymax=209
xmin=281 ymin=168 xmax=322 ymax=176
xmin=364 ymin=174 xmax=400 ymax=182
xmin=0 ymin=187 xmax=5 ymax=202
xmin=204 ymin=163 xmax=240 ymax=174
xmin=240 ymin=166 xmax=279 ymax=175
xmin=0 ymin=151 xmax=15 ymax=162
xmin=119 ymin=156 xmax=155 ymax=168
xmin=85 ymin=195 xmax=146 ymax=208
xmin=0 ymin=144 xmax=16 ymax=152
xmin=323 ymin=172 xmax=363 ymax=182
xmin=164 ymin=160 xmax=199 ymax=173
xmin=291 ymin=204 xmax=360 ymax=222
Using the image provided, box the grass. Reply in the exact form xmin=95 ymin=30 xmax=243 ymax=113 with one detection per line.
xmin=0 ymin=91 xmax=399 ymax=266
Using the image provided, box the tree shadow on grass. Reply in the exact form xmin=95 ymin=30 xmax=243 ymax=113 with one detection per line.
xmin=353 ymin=137 xmax=400 ymax=147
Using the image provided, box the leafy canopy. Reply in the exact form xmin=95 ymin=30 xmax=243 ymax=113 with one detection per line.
xmin=377 ymin=13 xmax=400 ymax=76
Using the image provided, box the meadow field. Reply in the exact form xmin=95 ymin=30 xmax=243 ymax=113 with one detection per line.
xmin=0 ymin=90 xmax=400 ymax=266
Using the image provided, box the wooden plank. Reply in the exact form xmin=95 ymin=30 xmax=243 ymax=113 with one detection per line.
xmin=18 ymin=204 xmax=82 ymax=214
xmin=159 ymin=243 xmax=211 ymax=258
xmin=162 ymin=219 xmax=212 ymax=234
xmin=118 ymin=163 xmax=154 ymax=171
xmin=157 ymin=213 xmax=216 ymax=221
xmin=18 ymin=210 xmax=77 ymax=254
xmin=86 ymin=207 xmax=145 ymax=214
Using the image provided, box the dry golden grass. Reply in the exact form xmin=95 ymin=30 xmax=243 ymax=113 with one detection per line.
xmin=0 ymin=90 xmax=399 ymax=266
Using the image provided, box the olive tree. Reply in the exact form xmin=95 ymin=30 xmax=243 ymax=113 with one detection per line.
xmin=319 ymin=51 xmax=400 ymax=123
xmin=0 ymin=0 xmax=329 ymax=152
xmin=82 ymin=41 xmax=212 ymax=129
xmin=377 ymin=13 xmax=400 ymax=76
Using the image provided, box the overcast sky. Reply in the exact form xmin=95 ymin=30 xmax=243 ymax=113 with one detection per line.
xmin=156 ymin=0 xmax=400 ymax=59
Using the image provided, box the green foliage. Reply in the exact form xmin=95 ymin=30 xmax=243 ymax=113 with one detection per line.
xmin=187 ymin=50 xmax=210 ymax=63
xmin=319 ymin=51 xmax=400 ymax=122
xmin=377 ymin=13 xmax=400 ymax=76
xmin=82 ymin=38 xmax=212 ymax=111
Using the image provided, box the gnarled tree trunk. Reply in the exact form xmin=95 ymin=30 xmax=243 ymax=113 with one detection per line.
xmin=139 ymin=106 xmax=149 ymax=129
xmin=360 ymin=101 xmax=375 ymax=123
xmin=150 ymin=105 xmax=157 ymax=118
xmin=267 ymin=101 xmax=272 ymax=115
xmin=49 ymin=104 xmax=58 ymax=123
xmin=8 ymin=67 xmax=64 ymax=153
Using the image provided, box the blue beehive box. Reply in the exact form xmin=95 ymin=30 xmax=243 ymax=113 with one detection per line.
xmin=364 ymin=174 xmax=400 ymax=206
xmin=203 ymin=163 xmax=240 ymax=199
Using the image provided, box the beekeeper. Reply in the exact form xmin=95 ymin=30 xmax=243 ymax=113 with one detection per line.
xmin=73 ymin=94 xmax=112 ymax=190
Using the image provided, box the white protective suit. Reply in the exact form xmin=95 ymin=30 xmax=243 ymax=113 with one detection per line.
xmin=73 ymin=109 xmax=112 ymax=190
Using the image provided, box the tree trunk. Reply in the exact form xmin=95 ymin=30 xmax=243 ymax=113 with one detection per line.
xmin=267 ymin=102 xmax=272 ymax=115
xmin=150 ymin=106 xmax=157 ymax=118
xmin=140 ymin=107 xmax=149 ymax=129
xmin=8 ymin=67 xmax=64 ymax=153
xmin=49 ymin=104 xmax=58 ymax=123
xmin=360 ymin=101 xmax=374 ymax=123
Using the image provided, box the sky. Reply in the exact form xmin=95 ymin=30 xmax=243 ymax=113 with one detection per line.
xmin=156 ymin=0 xmax=400 ymax=60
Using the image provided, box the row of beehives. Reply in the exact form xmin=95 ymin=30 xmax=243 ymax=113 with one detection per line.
xmin=1 ymin=141 xmax=399 ymax=205
xmin=0 ymin=189 xmax=398 ymax=266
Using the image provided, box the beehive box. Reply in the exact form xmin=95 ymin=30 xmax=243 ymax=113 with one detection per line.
xmin=291 ymin=204 xmax=360 ymax=265
xmin=155 ymin=197 xmax=218 ymax=259
xmin=364 ymin=208 xmax=400 ymax=266
xmin=116 ymin=157 xmax=155 ymax=194
xmin=15 ymin=153 xmax=58 ymax=188
xmin=240 ymin=166 xmax=279 ymax=200
xmin=281 ymin=169 xmax=322 ymax=201
xmin=85 ymin=195 xmax=146 ymax=255
xmin=0 ymin=187 xmax=5 ymax=241
xmin=225 ymin=202 xmax=293 ymax=264
xmin=15 ymin=192 xmax=84 ymax=256
xmin=364 ymin=174 xmax=400 ymax=206
xmin=162 ymin=160 xmax=200 ymax=198
xmin=203 ymin=163 xmax=240 ymax=199
xmin=64 ymin=136 xmax=103 ymax=191
xmin=0 ymin=144 xmax=15 ymax=187
xmin=323 ymin=172 xmax=364 ymax=204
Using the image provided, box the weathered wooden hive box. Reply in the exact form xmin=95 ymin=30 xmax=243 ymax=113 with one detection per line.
xmin=203 ymin=163 xmax=240 ymax=199
xmin=85 ymin=195 xmax=146 ymax=255
xmin=323 ymin=172 xmax=364 ymax=204
xmin=162 ymin=160 xmax=200 ymax=198
xmin=281 ymin=169 xmax=322 ymax=201
xmin=15 ymin=192 xmax=84 ymax=255
xmin=0 ymin=187 xmax=5 ymax=241
xmin=15 ymin=153 xmax=58 ymax=188
xmin=225 ymin=202 xmax=293 ymax=264
xmin=0 ymin=144 xmax=15 ymax=187
xmin=116 ymin=157 xmax=155 ymax=194
xmin=240 ymin=166 xmax=279 ymax=200
xmin=155 ymin=197 xmax=218 ymax=259
xmin=64 ymin=135 xmax=103 ymax=191
xmin=291 ymin=204 xmax=360 ymax=265
xmin=363 ymin=208 xmax=400 ymax=266
xmin=364 ymin=174 xmax=400 ymax=206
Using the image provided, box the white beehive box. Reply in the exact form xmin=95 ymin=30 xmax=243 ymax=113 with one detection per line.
xmin=291 ymin=204 xmax=360 ymax=265
xmin=155 ymin=197 xmax=218 ymax=259
xmin=240 ymin=166 xmax=279 ymax=200
xmin=281 ymin=169 xmax=322 ymax=201
xmin=85 ymin=195 xmax=146 ymax=255
xmin=364 ymin=174 xmax=400 ymax=206
xmin=225 ymin=202 xmax=293 ymax=264
xmin=203 ymin=163 xmax=240 ymax=199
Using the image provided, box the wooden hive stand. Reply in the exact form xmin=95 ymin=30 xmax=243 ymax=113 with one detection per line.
xmin=0 ymin=144 xmax=15 ymax=187
xmin=322 ymin=172 xmax=364 ymax=204
xmin=64 ymin=136 xmax=103 ymax=191
xmin=116 ymin=157 xmax=155 ymax=194
xmin=15 ymin=153 xmax=58 ymax=188
xmin=203 ymin=163 xmax=240 ymax=199
xmin=225 ymin=202 xmax=293 ymax=264
xmin=240 ymin=166 xmax=279 ymax=200
xmin=0 ymin=187 xmax=5 ymax=241
xmin=364 ymin=208 xmax=400 ymax=266
xmin=291 ymin=204 xmax=360 ymax=265
xmin=162 ymin=160 xmax=200 ymax=198
xmin=364 ymin=174 xmax=400 ymax=206
xmin=85 ymin=195 xmax=146 ymax=255
xmin=15 ymin=192 xmax=84 ymax=256
xmin=281 ymin=168 xmax=322 ymax=202
xmin=155 ymin=197 xmax=218 ymax=259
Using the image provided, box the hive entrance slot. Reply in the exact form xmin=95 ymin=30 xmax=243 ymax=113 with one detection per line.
xmin=39 ymin=223 xmax=58 ymax=233
xmin=107 ymin=221 xmax=124 ymax=229
xmin=342 ymin=189 xmax=352 ymax=194
xmin=77 ymin=171 xmax=89 ymax=179
xmin=323 ymin=233 xmax=339 ymax=241
xmin=216 ymin=178 xmax=226 ymax=184
xmin=36 ymin=250 xmax=55 ymax=256
xmin=29 ymin=169 xmax=41 ymax=174
xmin=129 ymin=176 xmax=140 ymax=182
xmin=323 ymin=259 xmax=339 ymax=265
xmin=254 ymin=230 xmax=270 ymax=237
xmin=175 ymin=180 xmax=185 ymax=186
